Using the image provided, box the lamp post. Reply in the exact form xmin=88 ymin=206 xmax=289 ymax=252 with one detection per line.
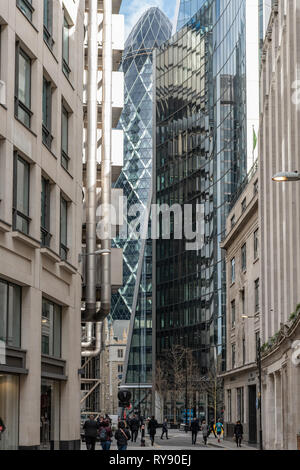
xmin=272 ymin=171 xmax=300 ymax=182
xmin=78 ymin=248 xmax=111 ymax=263
xmin=242 ymin=315 xmax=263 ymax=450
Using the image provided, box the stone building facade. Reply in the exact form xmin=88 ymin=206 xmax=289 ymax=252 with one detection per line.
xmin=0 ymin=0 xmax=84 ymax=449
xmin=259 ymin=0 xmax=300 ymax=450
xmin=220 ymin=164 xmax=260 ymax=446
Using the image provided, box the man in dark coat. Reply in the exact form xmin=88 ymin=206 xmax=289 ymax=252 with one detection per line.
xmin=115 ymin=421 xmax=131 ymax=451
xmin=129 ymin=414 xmax=139 ymax=442
xmin=148 ymin=416 xmax=158 ymax=446
xmin=191 ymin=418 xmax=200 ymax=445
xmin=234 ymin=420 xmax=244 ymax=447
xmin=83 ymin=415 xmax=99 ymax=451
xmin=161 ymin=418 xmax=169 ymax=440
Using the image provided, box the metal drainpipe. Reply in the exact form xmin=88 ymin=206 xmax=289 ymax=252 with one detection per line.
xmin=81 ymin=323 xmax=102 ymax=358
xmin=97 ymin=0 xmax=112 ymax=321
xmin=84 ymin=0 xmax=98 ymax=322
xmin=81 ymin=322 xmax=93 ymax=348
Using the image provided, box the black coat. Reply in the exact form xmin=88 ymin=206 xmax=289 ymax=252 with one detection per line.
xmin=234 ymin=423 xmax=243 ymax=437
xmin=83 ymin=419 xmax=99 ymax=438
xmin=148 ymin=419 xmax=158 ymax=435
xmin=130 ymin=418 xmax=139 ymax=432
xmin=191 ymin=420 xmax=200 ymax=432
xmin=115 ymin=428 xmax=131 ymax=446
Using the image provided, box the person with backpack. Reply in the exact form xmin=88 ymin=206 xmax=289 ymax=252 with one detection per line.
xmin=99 ymin=419 xmax=113 ymax=450
xmin=83 ymin=415 xmax=99 ymax=451
xmin=234 ymin=420 xmax=244 ymax=448
xmin=115 ymin=421 xmax=131 ymax=451
xmin=129 ymin=414 xmax=139 ymax=443
xmin=148 ymin=416 xmax=158 ymax=446
xmin=161 ymin=418 xmax=169 ymax=440
xmin=215 ymin=419 xmax=224 ymax=443
xmin=0 ymin=417 xmax=6 ymax=441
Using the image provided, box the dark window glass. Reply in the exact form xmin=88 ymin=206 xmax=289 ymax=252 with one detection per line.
xmin=60 ymin=196 xmax=68 ymax=260
xmin=231 ymin=300 xmax=236 ymax=327
xmin=42 ymin=298 xmax=61 ymax=358
xmin=0 ymin=279 xmax=21 ymax=348
xmin=13 ymin=153 xmax=30 ymax=235
xmin=241 ymin=198 xmax=246 ymax=213
xmin=62 ymin=15 xmax=71 ymax=77
xmin=231 ymin=258 xmax=235 ymax=284
xmin=255 ymin=279 xmax=260 ymax=312
xmin=241 ymin=243 xmax=247 ymax=271
xmin=232 ymin=344 xmax=236 ymax=369
xmin=15 ymin=45 xmax=32 ymax=128
xmin=237 ymin=387 xmax=244 ymax=422
xmin=17 ymin=0 xmax=34 ymax=22
xmin=61 ymin=104 xmax=69 ymax=170
xmin=41 ymin=177 xmax=51 ymax=247
xmin=254 ymin=229 xmax=259 ymax=259
xmin=42 ymin=78 xmax=52 ymax=149
xmin=43 ymin=0 xmax=54 ymax=48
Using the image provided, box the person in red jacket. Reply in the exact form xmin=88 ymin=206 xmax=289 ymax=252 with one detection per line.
xmin=100 ymin=419 xmax=113 ymax=450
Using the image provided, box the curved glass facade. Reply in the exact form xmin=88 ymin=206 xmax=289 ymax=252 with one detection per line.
xmin=176 ymin=0 xmax=206 ymax=31
xmin=155 ymin=0 xmax=248 ymax=419
xmin=111 ymin=8 xmax=171 ymax=405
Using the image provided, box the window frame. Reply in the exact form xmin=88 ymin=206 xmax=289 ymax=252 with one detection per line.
xmin=231 ymin=299 xmax=236 ymax=328
xmin=62 ymin=14 xmax=71 ymax=78
xmin=254 ymin=229 xmax=259 ymax=260
xmin=255 ymin=278 xmax=260 ymax=312
xmin=13 ymin=152 xmax=31 ymax=235
xmin=43 ymin=0 xmax=54 ymax=49
xmin=41 ymin=298 xmax=62 ymax=358
xmin=60 ymin=194 xmax=69 ymax=260
xmin=41 ymin=176 xmax=51 ymax=247
xmin=42 ymin=77 xmax=53 ymax=149
xmin=15 ymin=43 xmax=33 ymax=128
xmin=17 ymin=0 xmax=34 ymax=23
xmin=231 ymin=257 xmax=235 ymax=284
xmin=0 ymin=278 xmax=22 ymax=348
xmin=241 ymin=243 xmax=247 ymax=271
xmin=61 ymin=103 xmax=70 ymax=170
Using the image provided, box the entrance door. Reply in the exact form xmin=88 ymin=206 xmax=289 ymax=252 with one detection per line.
xmin=248 ymin=385 xmax=257 ymax=444
xmin=40 ymin=380 xmax=60 ymax=450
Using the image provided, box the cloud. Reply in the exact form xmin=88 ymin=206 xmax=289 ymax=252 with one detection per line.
xmin=121 ymin=0 xmax=176 ymax=40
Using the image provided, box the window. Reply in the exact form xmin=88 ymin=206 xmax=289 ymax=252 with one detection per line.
xmin=231 ymin=300 xmax=236 ymax=328
xmin=60 ymin=195 xmax=68 ymax=260
xmin=253 ymin=179 xmax=259 ymax=196
xmin=41 ymin=177 xmax=51 ymax=247
xmin=241 ymin=243 xmax=247 ymax=271
xmin=227 ymin=390 xmax=232 ymax=422
xmin=230 ymin=215 xmax=235 ymax=228
xmin=241 ymin=288 xmax=245 ymax=316
xmin=254 ymin=229 xmax=259 ymax=259
xmin=241 ymin=198 xmax=246 ymax=213
xmin=117 ymin=349 xmax=123 ymax=359
xmin=255 ymin=279 xmax=260 ymax=312
xmin=43 ymin=0 xmax=54 ymax=49
xmin=42 ymin=299 xmax=61 ymax=358
xmin=61 ymin=104 xmax=70 ymax=170
xmin=42 ymin=78 xmax=52 ymax=149
xmin=118 ymin=365 xmax=123 ymax=373
xmin=17 ymin=0 xmax=34 ymax=22
xmin=231 ymin=258 xmax=235 ymax=284
xmin=0 ymin=279 xmax=21 ymax=348
xmin=15 ymin=44 xmax=32 ymax=128
xmin=13 ymin=153 xmax=30 ymax=235
xmin=242 ymin=337 xmax=246 ymax=365
xmin=232 ymin=344 xmax=236 ymax=369
xmin=255 ymin=331 xmax=260 ymax=361
xmin=62 ymin=14 xmax=71 ymax=78
xmin=237 ymin=387 xmax=244 ymax=422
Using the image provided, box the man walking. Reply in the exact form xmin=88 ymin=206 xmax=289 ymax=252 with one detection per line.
xmin=115 ymin=421 xmax=131 ymax=451
xmin=201 ymin=420 xmax=209 ymax=446
xmin=215 ymin=419 xmax=224 ymax=443
xmin=234 ymin=420 xmax=243 ymax=448
xmin=148 ymin=416 xmax=158 ymax=446
xmin=83 ymin=415 xmax=99 ymax=451
xmin=161 ymin=418 xmax=169 ymax=440
xmin=129 ymin=414 xmax=139 ymax=443
xmin=191 ymin=418 xmax=200 ymax=445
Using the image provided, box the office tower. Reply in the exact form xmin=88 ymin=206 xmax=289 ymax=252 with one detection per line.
xmin=154 ymin=0 xmax=262 ymax=422
xmin=80 ymin=0 xmax=125 ymax=413
xmin=0 ymin=0 xmax=84 ymax=449
xmin=112 ymin=8 xmax=172 ymax=416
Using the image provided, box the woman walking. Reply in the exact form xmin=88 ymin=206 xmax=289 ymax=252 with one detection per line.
xmin=100 ymin=419 xmax=113 ymax=450
xmin=201 ymin=420 xmax=209 ymax=446
xmin=148 ymin=416 xmax=158 ymax=446
xmin=234 ymin=421 xmax=243 ymax=448
xmin=115 ymin=421 xmax=131 ymax=451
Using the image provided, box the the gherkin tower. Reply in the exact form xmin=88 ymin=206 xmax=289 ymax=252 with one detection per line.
xmin=111 ymin=7 xmax=172 ymax=413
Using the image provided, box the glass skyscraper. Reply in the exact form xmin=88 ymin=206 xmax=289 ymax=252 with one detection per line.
xmin=155 ymin=0 xmax=259 ymax=421
xmin=176 ymin=0 xmax=207 ymax=31
xmin=112 ymin=7 xmax=172 ymax=415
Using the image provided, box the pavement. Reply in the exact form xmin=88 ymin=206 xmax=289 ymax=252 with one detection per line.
xmin=80 ymin=430 xmax=257 ymax=451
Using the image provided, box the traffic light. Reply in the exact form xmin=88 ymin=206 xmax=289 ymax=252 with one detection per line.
xmin=118 ymin=389 xmax=131 ymax=408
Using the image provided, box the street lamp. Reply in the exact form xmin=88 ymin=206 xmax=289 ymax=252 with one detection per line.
xmin=272 ymin=171 xmax=300 ymax=182
xmin=242 ymin=315 xmax=263 ymax=450
xmin=78 ymin=248 xmax=111 ymax=263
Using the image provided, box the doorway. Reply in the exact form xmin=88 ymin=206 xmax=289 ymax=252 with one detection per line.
xmin=248 ymin=385 xmax=257 ymax=444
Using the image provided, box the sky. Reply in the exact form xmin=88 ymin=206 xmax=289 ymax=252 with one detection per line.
xmin=120 ymin=0 xmax=178 ymax=39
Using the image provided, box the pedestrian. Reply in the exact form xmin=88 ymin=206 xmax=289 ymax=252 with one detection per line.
xmin=215 ymin=419 xmax=224 ymax=443
xmin=129 ymin=414 xmax=139 ymax=443
xmin=0 ymin=417 xmax=6 ymax=441
xmin=208 ymin=419 xmax=217 ymax=438
xmin=161 ymin=418 xmax=169 ymax=440
xmin=97 ymin=415 xmax=105 ymax=428
xmin=234 ymin=420 xmax=243 ymax=448
xmin=115 ymin=421 xmax=131 ymax=451
xmin=148 ymin=416 xmax=158 ymax=446
xmin=191 ymin=418 xmax=200 ymax=445
xmin=83 ymin=415 xmax=99 ymax=451
xmin=100 ymin=419 xmax=113 ymax=450
xmin=201 ymin=420 xmax=209 ymax=446
xmin=141 ymin=423 xmax=146 ymax=447
xmin=105 ymin=413 xmax=112 ymax=425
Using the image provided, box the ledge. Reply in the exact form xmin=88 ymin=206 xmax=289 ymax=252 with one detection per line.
xmin=41 ymin=247 xmax=60 ymax=263
xmin=12 ymin=231 xmax=40 ymax=249
xmin=59 ymin=260 xmax=77 ymax=275
xmin=0 ymin=219 xmax=11 ymax=233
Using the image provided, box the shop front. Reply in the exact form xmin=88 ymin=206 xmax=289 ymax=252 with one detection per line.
xmin=0 ymin=374 xmax=19 ymax=450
